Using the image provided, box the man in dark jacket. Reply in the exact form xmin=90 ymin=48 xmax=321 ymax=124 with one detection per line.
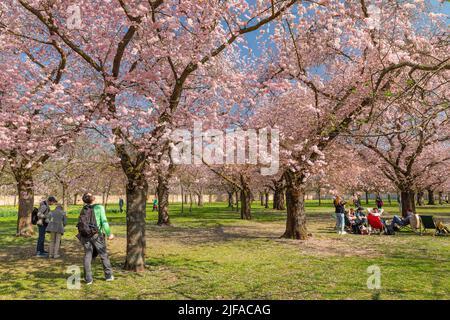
xmin=36 ymin=196 xmax=58 ymax=257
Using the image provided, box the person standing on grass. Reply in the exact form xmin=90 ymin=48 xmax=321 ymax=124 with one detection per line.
xmin=46 ymin=204 xmax=67 ymax=259
xmin=77 ymin=192 xmax=114 ymax=285
xmin=334 ymin=195 xmax=347 ymax=235
xmin=352 ymin=193 xmax=361 ymax=208
xmin=35 ymin=196 xmax=58 ymax=257
xmin=376 ymin=195 xmax=384 ymax=209
xmin=118 ymin=198 xmax=124 ymax=213
xmin=152 ymin=196 xmax=158 ymax=212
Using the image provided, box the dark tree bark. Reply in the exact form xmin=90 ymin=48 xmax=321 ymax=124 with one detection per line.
xmin=260 ymin=192 xmax=264 ymax=206
xmin=273 ymin=179 xmax=285 ymax=210
xmin=235 ymin=190 xmax=239 ymax=212
xmin=240 ymin=189 xmax=252 ymax=220
xmin=73 ymin=193 xmax=78 ymax=206
xmin=196 ymin=190 xmax=203 ymax=207
xmin=16 ymin=173 xmax=34 ymax=237
xmin=124 ymin=175 xmax=148 ymax=272
xmin=282 ymin=172 xmax=308 ymax=240
xmin=180 ymin=185 xmax=184 ymax=214
xmin=438 ymin=191 xmax=443 ymax=205
xmin=427 ymin=189 xmax=435 ymax=205
xmin=157 ymin=173 xmax=170 ymax=226
xmin=264 ymin=191 xmax=269 ymax=208
xmin=317 ymin=189 xmax=321 ymax=206
xmin=365 ymin=191 xmax=369 ymax=205
xmin=417 ymin=191 xmax=424 ymax=206
xmin=239 ymin=174 xmax=252 ymax=220
xmin=400 ymin=190 xmax=415 ymax=217
xmin=103 ymin=179 xmax=112 ymax=211
xmin=387 ymin=193 xmax=392 ymax=205
xmin=227 ymin=191 xmax=234 ymax=208
xmin=61 ymin=182 xmax=68 ymax=211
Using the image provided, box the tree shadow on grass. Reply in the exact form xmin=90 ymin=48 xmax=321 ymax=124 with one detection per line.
xmin=147 ymin=223 xmax=283 ymax=246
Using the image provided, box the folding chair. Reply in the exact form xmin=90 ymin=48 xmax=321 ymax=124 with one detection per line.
xmin=367 ymin=214 xmax=385 ymax=235
xmin=398 ymin=214 xmax=420 ymax=233
xmin=419 ymin=215 xmax=438 ymax=236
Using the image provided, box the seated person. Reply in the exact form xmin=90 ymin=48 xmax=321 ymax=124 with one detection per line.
xmin=345 ymin=208 xmax=357 ymax=232
xmin=368 ymin=207 xmax=382 ymax=217
xmin=355 ymin=207 xmax=367 ymax=225
xmin=347 ymin=208 xmax=357 ymax=223
xmin=390 ymin=208 xmax=414 ymax=228
xmin=368 ymin=208 xmax=389 ymax=229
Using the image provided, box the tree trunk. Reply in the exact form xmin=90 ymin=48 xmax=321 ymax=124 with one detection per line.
xmin=227 ymin=191 xmax=233 ymax=208
xmin=417 ymin=191 xmax=424 ymax=206
xmin=260 ymin=192 xmax=264 ymax=206
xmin=400 ymin=190 xmax=415 ymax=217
xmin=189 ymin=193 xmax=193 ymax=213
xmin=104 ymin=179 xmax=112 ymax=211
xmin=157 ymin=173 xmax=170 ymax=226
xmin=240 ymin=189 xmax=252 ymax=220
xmin=438 ymin=191 xmax=443 ymax=205
xmin=282 ymin=176 xmax=308 ymax=240
xmin=387 ymin=193 xmax=392 ymax=205
xmin=16 ymin=175 xmax=34 ymax=237
xmin=208 ymin=194 xmax=212 ymax=204
xmin=273 ymin=180 xmax=285 ymax=210
xmin=62 ymin=182 xmax=67 ymax=211
xmin=427 ymin=189 xmax=435 ymax=205
xmin=264 ymin=191 xmax=269 ymax=209
xmin=184 ymin=194 xmax=188 ymax=204
xmin=235 ymin=191 xmax=239 ymax=212
xmin=197 ymin=191 xmax=203 ymax=207
xmin=365 ymin=191 xmax=369 ymax=205
xmin=273 ymin=190 xmax=279 ymax=209
xmin=124 ymin=176 xmax=148 ymax=272
xmin=73 ymin=193 xmax=78 ymax=206
xmin=317 ymin=189 xmax=321 ymax=206
xmin=180 ymin=185 xmax=184 ymax=214
xmin=280 ymin=192 xmax=285 ymax=210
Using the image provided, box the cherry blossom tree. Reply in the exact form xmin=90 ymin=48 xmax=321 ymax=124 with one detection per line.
xmin=7 ymin=0 xmax=299 ymax=270
xmin=252 ymin=0 xmax=450 ymax=239
xmin=0 ymin=7 xmax=94 ymax=235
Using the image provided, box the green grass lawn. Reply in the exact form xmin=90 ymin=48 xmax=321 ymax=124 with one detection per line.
xmin=0 ymin=200 xmax=449 ymax=300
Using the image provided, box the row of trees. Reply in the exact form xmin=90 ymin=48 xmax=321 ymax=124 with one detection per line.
xmin=1 ymin=0 xmax=449 ymax=271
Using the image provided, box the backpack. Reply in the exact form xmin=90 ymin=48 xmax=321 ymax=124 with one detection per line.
xmin=31 ymin=207 xmax=39 ymax=225
xmin=384 ymin=224 xmax=396 ymax=235
xmin=77 ymin=205 xmax=98 ymax=239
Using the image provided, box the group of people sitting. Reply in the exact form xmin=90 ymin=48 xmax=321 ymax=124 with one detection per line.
xmin=333 ymin=195 xmax=415 ymax=235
